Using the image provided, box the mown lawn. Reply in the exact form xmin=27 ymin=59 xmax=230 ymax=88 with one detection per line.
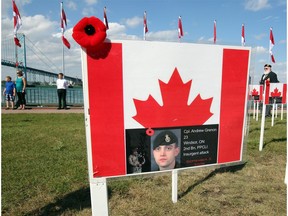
xmin=1 ymin=113 xmax=287 ymax=215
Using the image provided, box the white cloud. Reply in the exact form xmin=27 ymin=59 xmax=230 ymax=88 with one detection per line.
xmin=145 ymin=30 xmax=178 ymax=42
xmin=106 ymin=22 xmax=126 ymax=35
xmin=22 ymin=15 xmax=58 ymax=40
xmin=66 ymin=1 xmax=77 ymax=10
xmin=123 ymin=16 xmax=142 ymax=28
xmin=208 ymin=37 xmax=214 ymax=42
xmin=82 ymin=7 xmax=97 ymax=17
xmin=107 ymin=23 xmax=139 ymax=40
xmin=252 ymin=46 xmax=267 ymax=54
xmin=1 ymin=0 xmax=32 ymax=17
xmin=254 ymin=33 xmax=266 ymax=40
xmin=85 ymin=0 xmax=98 ymax=5
xmin=2 ymin=15 xmax=58 ymax=42
xmin=262 ymin=15 xmax=279 ymax=22
xmin=262 ymin=15 xmax=273 ymax=21
xmin=278 ymin=39 xmax=286 ymax=44
xmin=1 ymin=14 xmax=81 ymax=78
xmin=197 ymin=36 xmax=205 ymax=42
xmin=244 ymin=0 xmax=271 ymax=11
xmin=272 ymin=61 xmax=287 ymax=82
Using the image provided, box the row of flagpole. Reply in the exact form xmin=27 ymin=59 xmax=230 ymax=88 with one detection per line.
xmin=12 ymin=1 xmax=277 ymax=67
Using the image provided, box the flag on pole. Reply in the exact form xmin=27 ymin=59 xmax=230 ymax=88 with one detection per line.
xmin=214 ymin=20 xmax=217 ymax=44
xmin=241 ymin=24 xmax=245 ymax=46
xmin=269 ymin=27 xmax=275 ymax=63
xmin=178 ymin=16 xmax=183 ymax=38
xmin=60 ymin=2 xmax=71 ymax=49
xmin=143 ymin=11 xmax=148 ymax=40
xmin=12 ymin=0 xmax=22 ymax=47
xmin=104 ymin=7 xmax=109 ymax=30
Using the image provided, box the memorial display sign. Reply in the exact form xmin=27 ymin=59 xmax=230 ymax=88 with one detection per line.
xmin=81 ymin=40 xmax=251 ymax=178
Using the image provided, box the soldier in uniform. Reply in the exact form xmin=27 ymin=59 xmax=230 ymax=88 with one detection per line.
xmin=152 ymin=130 xmax=180 ymax=171
xmin=128 ymin=148 xmax=145 ymax=173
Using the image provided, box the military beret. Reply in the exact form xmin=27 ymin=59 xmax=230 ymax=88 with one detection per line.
xmin=153 ymin=130 xmax=178 ymax=150
xmin=264 ymin=64 xmax=272 ymax=68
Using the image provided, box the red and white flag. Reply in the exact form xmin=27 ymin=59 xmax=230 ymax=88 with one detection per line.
xmin=12 ymin=0 xmax=22 ymax=47
xmin=269 ymin=27 xmax=275 ymax=63
xmin=265 ymin=83 xmax=287 ymax=104
xmin=241 ymin=24 xmax=245 ymax=46
xmin=178 ymin=16 xmax=183 ymax=38
xmin=60 ymin=2 xmax=71 ymax=49
xmin=104 ymin=7 xmax=109 ymax=30
xmin=81 ymin=40 xmax=251 ymax=177
xmin=249 ymin=84 xmax=263 ymax=101
xmin=214 ymin=20 xmax=217 ymax=44
xmin=143 ymin=11 xmax=148 ymax=40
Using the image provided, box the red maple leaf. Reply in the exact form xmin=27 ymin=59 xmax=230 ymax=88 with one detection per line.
xmin=251 ymin=88 xmax=259 ymax=96
xmin=271 ymin=88 xmax=282 ymax=97
xmin=133 ymin=68 xmax=213 ymax=129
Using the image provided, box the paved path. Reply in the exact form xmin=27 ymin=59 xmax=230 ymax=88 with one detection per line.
xmin=1 ymin=107 xmax=84 ymax=114
xmin=2 ymin=107 xmax=286 ymax=115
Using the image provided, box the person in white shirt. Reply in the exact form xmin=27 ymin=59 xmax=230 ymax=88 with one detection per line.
xmin=56 ymin=73 xmax=68 ymax=109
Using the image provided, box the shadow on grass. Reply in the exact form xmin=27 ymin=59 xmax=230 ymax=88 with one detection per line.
xmin=25 ymin=163 xmax=247 ymax=214
xmin=178 ymin=163 xmax=246 ymax=200
xmin=263 ymin=137 xmax=287 ymax=149
xmin=249 ymin=127 xmax=260 ymax=133
xmin=26 ymin=187 xmax=91 ymax=216
xmin=273 ymin=121 xmax=287 ymax=126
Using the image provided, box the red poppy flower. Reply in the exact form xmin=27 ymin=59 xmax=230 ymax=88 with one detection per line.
xmin=146 ymin=128 xmax=155 ymax=136
xmin=72 ymin=16 xmax=107 ymax=49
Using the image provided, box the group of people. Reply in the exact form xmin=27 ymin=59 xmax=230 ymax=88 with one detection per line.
xmin=3 ymin=70 xmax=70 ymax=110
xmin=3 ymin=70 xmax=27 ymax=110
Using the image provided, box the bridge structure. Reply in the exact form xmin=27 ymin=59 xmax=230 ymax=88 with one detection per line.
xmin=1 ymin=33 xmax=82 ymax=85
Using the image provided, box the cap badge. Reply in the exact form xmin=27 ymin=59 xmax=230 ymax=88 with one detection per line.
xmin=165 ymin=134 xmax=171 ymax=143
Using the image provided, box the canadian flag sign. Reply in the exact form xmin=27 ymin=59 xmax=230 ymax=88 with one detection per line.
xmin=249 ymin=85 xmax=263 ymax=101
xmin=265 ymin=83 xmax=287 ymax=105
xmin=81 ymin=40 xmax=250 ymax=178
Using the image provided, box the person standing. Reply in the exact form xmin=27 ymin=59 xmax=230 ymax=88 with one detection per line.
xmin=15 ymin=70 xmax=27 ymax=110
xmin=3 ymin=76 xmax=16 ymax=110
xmin=56 ymin=73 xmax=68 ymax=109
xmin=128 ymin=148 xmax=146 ymax=173
xmin=259 ymin=64 xmax=279 ymax=117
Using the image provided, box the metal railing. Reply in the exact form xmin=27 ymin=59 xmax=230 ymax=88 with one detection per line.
xmin=2 ymin=86 xmax=84 ymax=107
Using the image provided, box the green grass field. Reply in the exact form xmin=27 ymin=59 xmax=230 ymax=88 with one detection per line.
xmin=1 ymin=113 xmax=287 ymax=215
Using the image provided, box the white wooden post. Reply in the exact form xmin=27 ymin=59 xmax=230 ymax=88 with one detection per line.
xmin=90 ymin=178 xmax=109 ymax=216
xmin=256 ymin=101 xmax=259 ymax=121
xmin=253 ymin=101 xmax=256 ymax=119
xmin=271 ymin=105 xmax=275 ymax=126
xmin=281 ymin=104 xmax=284 ymax=120
xmin=172 ymin=170 xmax=178 ymax=203
xmin=271 ymin=99 xmax=276 ymax=127
xmin=259 ymin=103 xmax=266 ymax=151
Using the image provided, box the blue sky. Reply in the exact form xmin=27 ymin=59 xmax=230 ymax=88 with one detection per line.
xmin=1 ymin=0 xmax=287 ymax=83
